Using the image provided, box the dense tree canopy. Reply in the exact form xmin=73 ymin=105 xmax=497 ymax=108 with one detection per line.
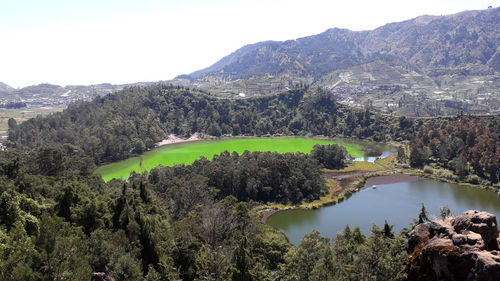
xmin=3 ymin=83 xmax=500 ymax=280
xmin=7 ymin=85 xmax=420 ymax=164
xmin=310 ymin=144 xmax=348 ymax=169
xmin=409 ymin=117 xmax=500 ymax=182
xmin=0 ymin=145 xmax=411 ymax=280
xmin=149 ymin=149 xmax=326 ymax=204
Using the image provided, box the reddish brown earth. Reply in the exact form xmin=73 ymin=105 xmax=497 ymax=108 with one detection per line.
xmin=364 ymin=173 xmax=422 ymax=188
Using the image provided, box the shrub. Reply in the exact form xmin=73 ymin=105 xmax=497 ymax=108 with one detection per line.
xmin=423 ymin=165 xmax=434 ymax=174
xmin=466 ymin=175 xmax=480 ymax=185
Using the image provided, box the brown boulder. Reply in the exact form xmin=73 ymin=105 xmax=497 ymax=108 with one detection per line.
xmin=451 ymin=210 xmax=499 ymax=250
xmin=407 ymin=210 xmax=500 ymax=281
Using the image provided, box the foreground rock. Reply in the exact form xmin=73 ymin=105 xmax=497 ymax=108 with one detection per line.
xmin=407 ymin=210 xmax=500 ymax=281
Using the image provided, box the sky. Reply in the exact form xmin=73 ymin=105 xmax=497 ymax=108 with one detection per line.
xmin=0 ymin=0 xmax=498 ymax=88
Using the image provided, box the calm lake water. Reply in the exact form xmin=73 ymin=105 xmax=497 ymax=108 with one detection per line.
xmin=267 ymin=179 xmax=500 ymax=245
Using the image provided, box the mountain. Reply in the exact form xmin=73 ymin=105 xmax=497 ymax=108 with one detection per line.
xmin=177 ymin=7 xmax=500 ymax=116
xmin=0 ymin=82 xmax=14 ymax=93
xmin=0 ymin=81 xmax=161 ymax=106
xmin=0 ymin=82 xmax=15 ymax=100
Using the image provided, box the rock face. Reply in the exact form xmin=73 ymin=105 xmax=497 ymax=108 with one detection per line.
xmin=407 ymin=210 xmax=500 ymax=281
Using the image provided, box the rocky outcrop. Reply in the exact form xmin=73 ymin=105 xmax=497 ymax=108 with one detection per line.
xmin=407 ymin=210 xmax=500 ymax=281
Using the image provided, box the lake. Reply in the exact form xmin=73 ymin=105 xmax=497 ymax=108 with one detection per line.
xmin=96 ymin=137 xmax=391 ymax=182
xmin=266 ymin=178 xmax=500 ymax=245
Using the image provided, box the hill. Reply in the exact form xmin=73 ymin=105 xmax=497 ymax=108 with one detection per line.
xmin=7 ymin=85 xmax=419 ymax=164
xmin=0 ymin=81 xmax=163 ymax=106
xmin=176 ymin=7 xmax=500 ymax=116
xmin=0 ymin=82 xmax=15 ymax=102
xmin=0 ymin=82 xmax=14 ymax=93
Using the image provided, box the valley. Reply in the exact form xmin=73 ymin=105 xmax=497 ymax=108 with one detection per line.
xmin=0 ymin=4 xmax=499 ymax=281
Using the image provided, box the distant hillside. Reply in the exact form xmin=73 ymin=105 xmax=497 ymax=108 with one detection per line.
xmin=0 ymin=82 xmax=14 ymax=99
xmin=7 ymin=85 xmax=419 ymax=163
xmin=177 ymin=7 xmax=500 ymax=116
xmin=0 ymin=82 xmax=14 ymax=92
xmin=0 ymin=81 xmax=162 ymax=106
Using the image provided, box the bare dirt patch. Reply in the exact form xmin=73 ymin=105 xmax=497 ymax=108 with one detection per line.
xmin=364 ymin=173 xmax=422 ymax=188
xmin=155 ymin=132 xmax=202 ymax=147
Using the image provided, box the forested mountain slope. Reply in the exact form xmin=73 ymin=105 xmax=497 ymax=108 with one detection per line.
xmin=186 ymin=8 xmax=499 ymax=80
xmin=177 ymin=7 xmax=500 ymax=116
xmin=9 ymin=83 xmax=500 ymax=183
xmin=7 ymin=85 xmax=419 ymax=164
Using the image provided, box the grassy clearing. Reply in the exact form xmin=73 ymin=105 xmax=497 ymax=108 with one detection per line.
xmin=340 ymin=161 xmax=385 ymax=172
xmin=97 ymin=137 xmax=365 ymax=182
xmin=0 ymin=105 xmax=66 ymax=136
xmin=374 ymin=153 xmax=397 ymax=169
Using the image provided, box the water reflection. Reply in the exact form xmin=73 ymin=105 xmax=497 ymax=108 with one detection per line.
xmin=267 ymin=179 xmax=500 ymax=245
xmin=353 ymin=150 xmax=395 ymax=162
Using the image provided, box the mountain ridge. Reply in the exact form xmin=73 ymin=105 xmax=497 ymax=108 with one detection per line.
xmin=182 ymin=7 xmax=499 ymax=80
xmin=176 ymin=7 xmax=499 ymax=116
xmin=0 ymin=82 xmax=14 ymax=94
xmin=0 ymin=81 xmax=163 ymax=105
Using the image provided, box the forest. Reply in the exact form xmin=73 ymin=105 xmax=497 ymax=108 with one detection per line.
xmin=409 ymin=117 xmax=500 ymax=183
xmin=2 ymin=84 xmax=500 ymax=280
xmin=0 ymin=143 xmax=407 ymax=281
xmin=7 ymin=85 xmax=420 ymax=164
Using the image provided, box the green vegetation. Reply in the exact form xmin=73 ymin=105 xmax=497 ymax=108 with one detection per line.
xmin=0 ymin=105 xmax=66 ymax=137
xmin=3 ymin=82 xmax=500 ymax=280
xmin=97 ymin=137 xmax=363 ymax=182
xmin=0 ymin=145 xmax=410 ymax=281
xmin=310 ymin=143 xmax=348 ymax=170
xmin=408 ymin=117 xmax=500 ymax=184
xmin=1 ymin=7 xmax=500 ymax=279
xmin=149 ymin=149 xmax=327 ymax=204
xmin=6 ymin=85 xmax=418 ymax=164
xmin=281 ymin=226 xmax=407 ymax=281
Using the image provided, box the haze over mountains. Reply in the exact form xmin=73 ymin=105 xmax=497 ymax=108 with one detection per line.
xmin=185 ymin=8 xmax=499 ymax=80
xmin=0 ymin=82 xmax=159 ymax=106
xmin=2 ymin=7 xmax=499 ymax=116
xmin=177 ymin=7 xmax=500 ymax=116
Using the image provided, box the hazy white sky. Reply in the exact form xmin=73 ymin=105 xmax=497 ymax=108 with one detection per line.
xmin=0 ymin=0 xmax=497 ymax=88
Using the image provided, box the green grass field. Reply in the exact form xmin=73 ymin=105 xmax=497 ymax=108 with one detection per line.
xmin=0 ymin=105 xmax=66 ymax=137
xmin=96 ymin=137 xmax=365 ymax=182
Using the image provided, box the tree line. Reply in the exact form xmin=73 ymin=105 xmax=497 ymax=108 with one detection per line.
xmin=409 ymin=117 xmax=500 ymax=183
xmin=147 ymin=144 xmax=346 ymax=205
xmin=0 ymin=144 xmax=409 ymax=281
xmin=7 ymin=84 xmax=420 ymax=164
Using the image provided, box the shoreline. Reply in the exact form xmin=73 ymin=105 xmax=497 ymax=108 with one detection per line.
xmin=261 ymin=207 xmax=308 ymax=224
xmin=263 ymin=173 xmax=424 ymax=225
xmin=261 ymin=209 xmax=281 ymax=224
xmin=363 ymin=173 xmax=423 ymax=189
xmin=263 ymin=171 xmax=495 ymax=225
xmin=155 ymin=132 xmax=202 ymax=147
